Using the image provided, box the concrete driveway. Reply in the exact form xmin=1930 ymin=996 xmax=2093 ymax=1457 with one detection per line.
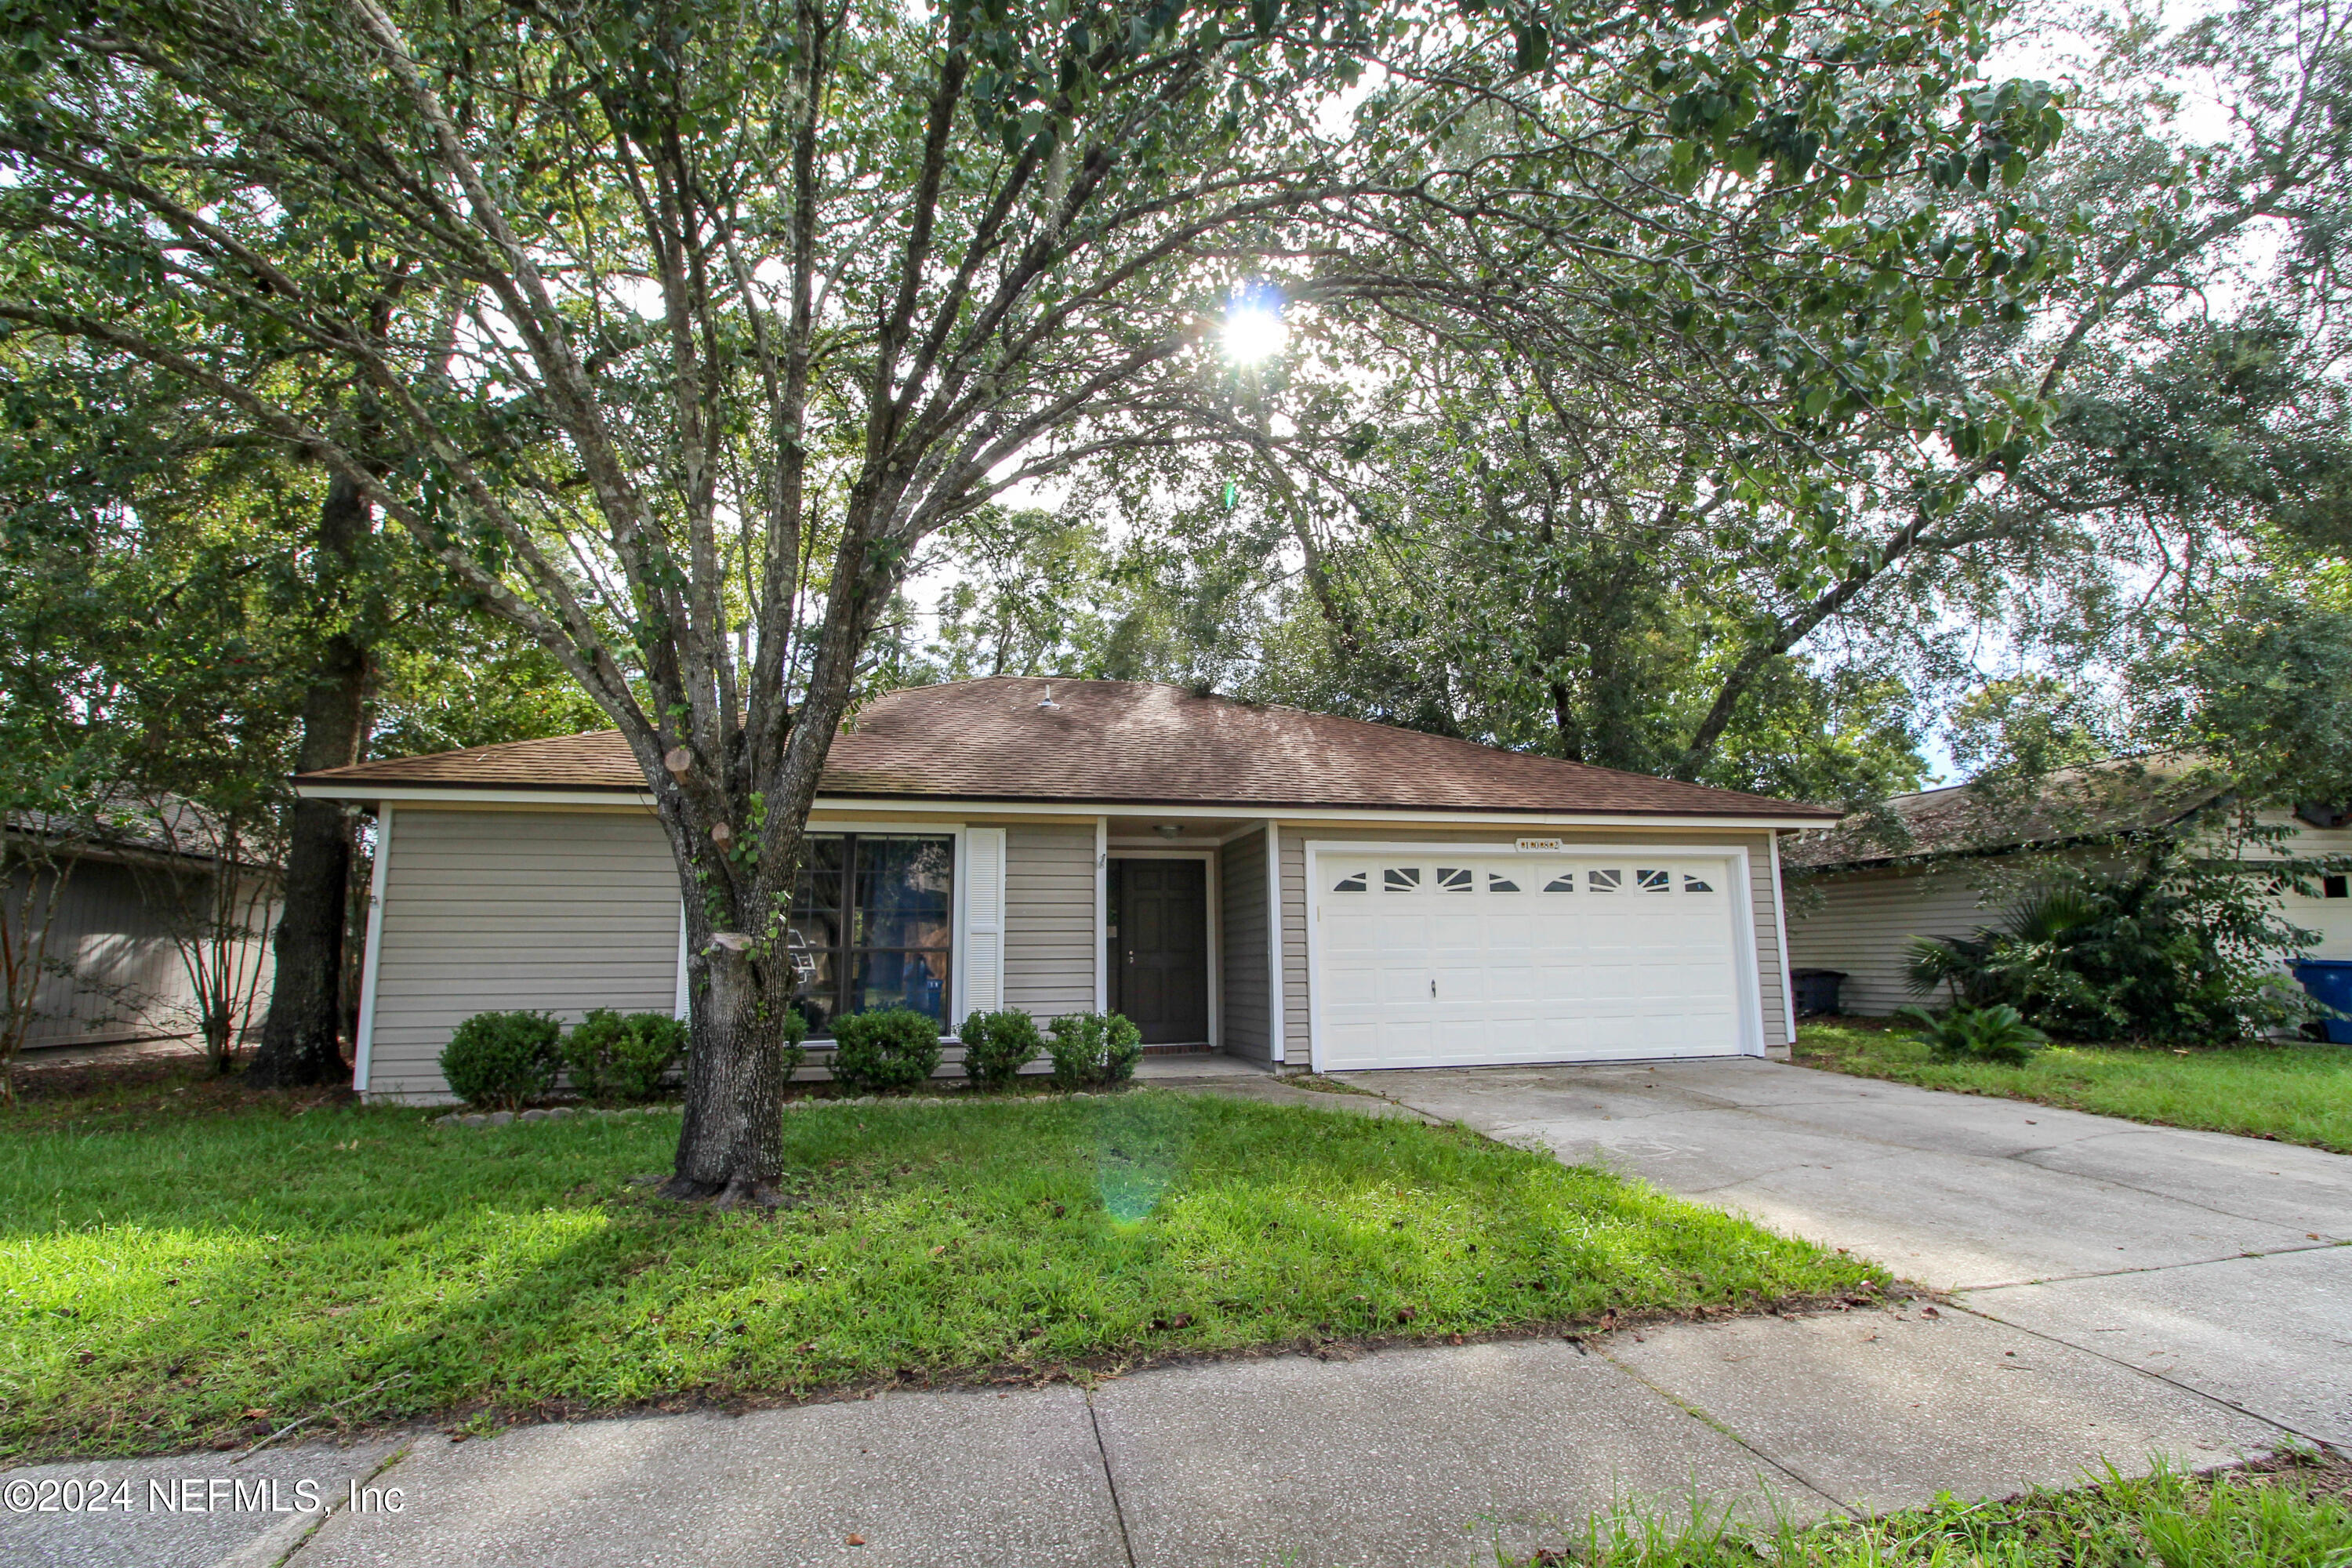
xmin=1338 ymin=1058 xmax=2352 ymax=1449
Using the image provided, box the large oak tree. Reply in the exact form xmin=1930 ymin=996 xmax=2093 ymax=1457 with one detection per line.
xmin=2 ymin=0 xmax=2032 ymax=1198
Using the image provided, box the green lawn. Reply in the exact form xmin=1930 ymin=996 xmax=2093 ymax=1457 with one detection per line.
xmin=1515 ymin=1454 xmax=2352 ymax=1567
xmin=1796 ymin=1020 xmax=2352 ymax=1154
xmin=0 ymin=1080 xmax=1879 ymax=1461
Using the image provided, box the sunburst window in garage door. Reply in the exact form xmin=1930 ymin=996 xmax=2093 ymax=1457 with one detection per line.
xmin=1637 ymin=869 xmax=1671 ymax=891
xmin=1436 ymin=867 xmax=1472 ymax=891
xmin=1588 ymin=869 xmax=1621 ymax=891
xmin=1384 ymin=867 xmax=1421 ymax=891
xmin=1334 ymin=871 xmax=1368 ymax=891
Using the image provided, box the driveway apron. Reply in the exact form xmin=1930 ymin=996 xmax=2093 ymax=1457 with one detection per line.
xmin=1341 ymin=1058 xmax=2352 ymax=1449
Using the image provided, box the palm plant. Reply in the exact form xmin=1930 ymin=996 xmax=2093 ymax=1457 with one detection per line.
xmin=1892 ymin=1003 xmax=2049 ymax=1065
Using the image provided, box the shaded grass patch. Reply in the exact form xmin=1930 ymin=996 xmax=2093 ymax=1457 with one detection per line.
xmin=1796 ymin=1019 xmax=2352 ymax=1154
xmin=1 ymin=1087 xmax=1880 ymax=1460
xmin=1505 ymin=1450 xmax=2352 ymax=1566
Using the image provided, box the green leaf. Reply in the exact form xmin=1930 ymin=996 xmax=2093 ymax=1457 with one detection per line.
xmin=1513 ymin=24 xmax=1548 ymax=74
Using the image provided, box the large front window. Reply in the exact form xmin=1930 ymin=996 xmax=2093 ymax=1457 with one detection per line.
xmin=786 ymin=833 xmax=954 ymax=1036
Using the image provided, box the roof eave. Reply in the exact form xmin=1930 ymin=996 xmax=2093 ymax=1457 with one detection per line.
xmin=295 ymin=775 xmax=1836 ymax=826
xmin=1788 ymin=802 xmax=2226 ymax=876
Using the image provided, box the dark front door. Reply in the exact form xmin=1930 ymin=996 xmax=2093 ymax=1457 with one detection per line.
xmin=1111 ymin=859 xmax=1209 ymax=1044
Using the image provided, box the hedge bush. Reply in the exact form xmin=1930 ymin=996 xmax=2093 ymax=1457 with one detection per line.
xmin=828 ymin=1008 xmax=942 ymax=1092
xmin=1045 ymin=1011 xmax=1144 ymax=1090
xmin=562 ymin=1010 xmax=688 ymax=1102
xmin=439 ymin=1010 xmax=562 ymax=1109
xmin=959 ymin=1008 xmax=1044 ymax=1089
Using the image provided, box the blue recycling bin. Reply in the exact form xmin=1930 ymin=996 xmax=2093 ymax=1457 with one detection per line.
xmin=2292 ymin=960 xmax=2352 ymax=1043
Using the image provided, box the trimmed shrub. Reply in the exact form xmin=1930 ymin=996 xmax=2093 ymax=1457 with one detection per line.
xmin=1893 ymin=1003 xmax=2049 ymax=1067
xmin=440 ymin=1010 xmax=562 ymax=1109
xmin=563 ymin=1010 xmax=688 ymax=1103
xmin=828 ymin=1007 xmax=942 ymax=1092
xmin=1045 ymin=1011 xmax=1144 ymax=1090
xmin=959 ymin=1008 xmax=1044 ymax=1090
xmin=775 ymin=1006 xmax=811 ymax=1079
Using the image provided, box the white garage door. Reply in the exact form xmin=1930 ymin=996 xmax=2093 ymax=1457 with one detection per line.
xmin=1309 ymin=848 xmax=1753 ymax=1070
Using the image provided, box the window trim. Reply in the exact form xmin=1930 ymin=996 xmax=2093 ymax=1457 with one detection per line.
xmin=789 ymin=827 xmax=960 ymax=1039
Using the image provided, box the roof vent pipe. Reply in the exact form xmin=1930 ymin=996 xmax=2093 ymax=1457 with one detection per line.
xmin=1037 ymin=683 xmax=1060 ymax=710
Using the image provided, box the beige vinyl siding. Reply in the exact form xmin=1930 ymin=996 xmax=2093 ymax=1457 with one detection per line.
xmin=17 ymin=859 xmax=191 ymax=1049
xmin=1004 ymin=822 xmax=1096 ymax=1022
xmin=368 ymin=807 xmax=680 ymax=1099
xmin=1749 ymin=842 xmax=1791 ymax=1050
xmin=1783 ymin=863 xmax=1994 ymax=1017
xmin=2246 ymin=811 xmax=2352 ymax=960
xmin=1786 ymin=815 xmax=2352 ymax=1015
xmin=1279 ymin=828 xmax=1308 ymax=1060
xmin=13 ymin=856 xmax=277 ymax=1052
xmin=1218 ymin=827 xmax=1271 ymax=1060
xmin=1278 ymin=825 xmax=1792 ymax=1061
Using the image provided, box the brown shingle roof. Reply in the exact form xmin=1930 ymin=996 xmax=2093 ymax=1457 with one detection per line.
xmin=1782 ymin=753 xmax=2225 ymax=871
xmin=298 ymin=677 xmax=1840 ymax=819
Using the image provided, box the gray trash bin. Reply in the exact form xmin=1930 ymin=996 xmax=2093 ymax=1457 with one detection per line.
xmin=1790 ymin=969 xmax=1847 ymax=1018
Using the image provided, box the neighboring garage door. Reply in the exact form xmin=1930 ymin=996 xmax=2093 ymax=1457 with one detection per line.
xmin=1308 ymin=847 xmax=1753 ymax=1069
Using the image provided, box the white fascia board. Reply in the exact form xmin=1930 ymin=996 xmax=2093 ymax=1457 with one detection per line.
xmin=295 ymin=781 xmax=1829 ymax=831
xmin=294 ymin=783 xmax=659 ymax=806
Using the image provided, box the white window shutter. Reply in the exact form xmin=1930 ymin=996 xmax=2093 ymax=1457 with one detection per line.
xmin=964 ymin=827 xmax=1006 ymax=1014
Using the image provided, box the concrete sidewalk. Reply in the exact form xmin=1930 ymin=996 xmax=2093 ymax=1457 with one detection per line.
xmin=8 ymin=1060 xmax=2339 ymax=1567
xmin=5 ymin=1301 xmax=2281 ymax=1568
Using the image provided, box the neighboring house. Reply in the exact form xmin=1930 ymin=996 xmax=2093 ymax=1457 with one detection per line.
xmin=1782 ymin=757 xmax=2352 ymax=1017
xmin=4 ymin=811 xmax=281 ymax=1058
xmin=293 ymin=677 xmax=1841 ymax=1101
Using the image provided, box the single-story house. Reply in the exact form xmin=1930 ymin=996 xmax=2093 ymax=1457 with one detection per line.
xmin=1782 ymin=757 xmax=2352 ymax=1017
xmin=4 ymin=807 xmax=280 ymax=1060
xmin=293 ymin=677 xmax=1842 ymax=1101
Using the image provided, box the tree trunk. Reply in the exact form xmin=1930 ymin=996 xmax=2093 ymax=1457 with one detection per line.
xmin=246 ymin=473 xmax=372 ymax=1088
xmin=663 ymin=934 xmax=791 ymax=1206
